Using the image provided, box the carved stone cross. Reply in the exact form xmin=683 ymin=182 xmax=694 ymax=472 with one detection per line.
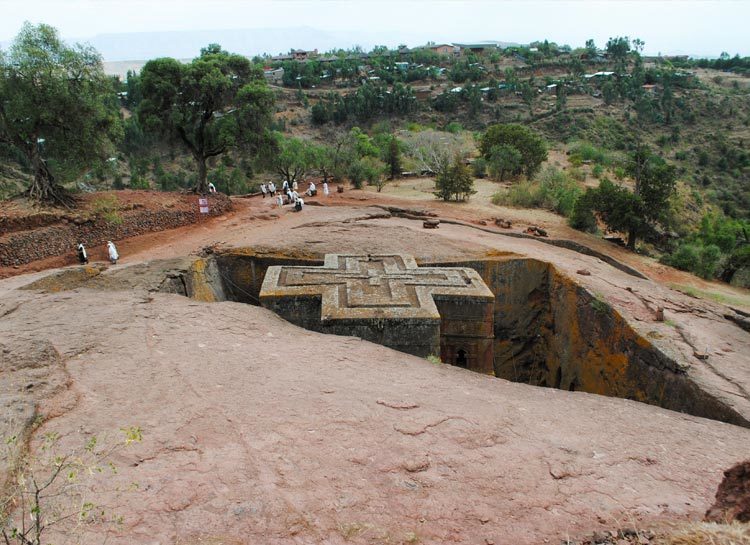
xmin=259 ymin=254 xmax=495 ymax=373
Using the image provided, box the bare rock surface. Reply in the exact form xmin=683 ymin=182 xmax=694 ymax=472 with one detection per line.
xmin=2 ymin=199 xmax=750 ymax=543
xmin=1 ymin=280 xmax=749 ymax=544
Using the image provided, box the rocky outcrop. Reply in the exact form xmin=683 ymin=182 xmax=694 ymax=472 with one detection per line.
xmin=705 ymin=460 xmax=750 ymax=523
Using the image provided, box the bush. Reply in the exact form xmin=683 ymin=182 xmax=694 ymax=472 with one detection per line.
xmin=569 ymin=189 xmax=598 ymax=232
xmin=445 ymin=121 xmax=463 ymax=134
xmin=537 ymin=167 xmax=582 ymax=216
xmin=472 ymin=157 xmax=487 ymax=178
xmin=569 ymin=142 xmax=612 ymax=166
xmin=91 ymin=194 xmax=123 ymax=224
xmin=492 ymin=167 xmax=581 ymax=217
xmin=480 ymin=124 xmax=548 ymax=178
xmin=663 ymin=243 xmax=723 ymax=279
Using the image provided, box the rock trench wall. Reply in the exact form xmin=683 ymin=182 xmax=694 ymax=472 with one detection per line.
xmin=431 ymin=257 xmax=748 ymax=427
xmin=0 ymin=194 xmax=232 ymax=267
xmin=183 ymin=251 xmax=747 ymax=427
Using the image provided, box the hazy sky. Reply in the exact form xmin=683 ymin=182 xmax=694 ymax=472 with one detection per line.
xmin=1 ymin=0 xmax=748 ymax=57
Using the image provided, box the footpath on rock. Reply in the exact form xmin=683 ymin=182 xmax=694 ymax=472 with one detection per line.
xmin=1 ymin=188 xmax=750 ymax=544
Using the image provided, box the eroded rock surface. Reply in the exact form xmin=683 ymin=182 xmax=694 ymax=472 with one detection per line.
xmin=1 ymin=274 xmax=749 ymax=544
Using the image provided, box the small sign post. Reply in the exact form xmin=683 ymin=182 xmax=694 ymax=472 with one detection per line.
xmin=198 ymin=197 xmax=209 ymax=215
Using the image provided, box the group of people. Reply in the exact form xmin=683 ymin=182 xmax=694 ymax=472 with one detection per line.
xmin=76 ymin=241 xmax=119 ymax=265
xmin=260 ymin=179 xmax=330 ymax=212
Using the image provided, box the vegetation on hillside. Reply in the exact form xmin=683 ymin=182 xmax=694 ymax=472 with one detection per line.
xmin=0 ymin=24 xmax=748 ymax=285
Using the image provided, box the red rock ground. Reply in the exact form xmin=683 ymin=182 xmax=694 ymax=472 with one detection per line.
xmin=2 ymin=188 xmax=750 ymax=544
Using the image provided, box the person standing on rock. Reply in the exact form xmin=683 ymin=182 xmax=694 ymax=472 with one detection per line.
xmin=260 ymin=183 xmax=267 ymax=198
xmin=268 ymin=181 xmax=276 ymax=196
xmin=76 ymin=243 xmax=88 ymax=264
xmin=107 ymin=241 xmax=119 ymax=265
xmin=292 ymin=180 xmax=298 ymax=192
xmin=323 ymin=182 xmax=329 ymax=197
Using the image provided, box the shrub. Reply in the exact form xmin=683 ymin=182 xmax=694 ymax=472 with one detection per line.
xmin=492 ymin=166 xmax=581 ymax=217
xmin=569 ymin=189 xmax=598 ymax=232
xmin=91 ymin=194 xmax=123 ymax=224
xmin=445 ymin=121 xmax=463 ymax=134
xmin=472 ymin=157 xmax=487 ymax=178
xmin=569 ymin=142 xmax=612 ymax=166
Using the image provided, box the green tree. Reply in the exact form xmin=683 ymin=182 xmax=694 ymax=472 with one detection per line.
xmin=606 ymin=36 xmax=631 ymax=63
xmin=0 ymin=23 xmax=122 ymax=205
xmin=384 ymin=135 xmax=402 ymax=180
xmin=593 ymin=145 xmax=677 ymax=249
xmin=434 ymin=154 xmax=476 ymax=201
xmin=362 ymin=156 xmax=387 ymax=191
xmin=488 ymin=144 xmax=522 ymax=181
xmin=308 ymin=143 xmax=335 ymax=184
xmin=519 ymin=80 xmax=536 ymax=115
xmin=480 ymin=124 xmax=548 ymax=178
xmin=584 ymin=39 xmax=598 ymax=58
xmin=602 ymin=81 xmax=617 ymax=105
xmin=138 ymin=45 xmax=274 ymax=193
xmin=270 ymin=134 xmax=315 ymax=183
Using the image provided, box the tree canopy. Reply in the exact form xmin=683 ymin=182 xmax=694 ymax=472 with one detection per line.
xmin=0 ymin=23 xmax=121 ymax=204
xmin=592 ymin=144 xmax=677 ymax=249
xmin=138 ymin=45 xmax=274 ymax=193
xmin=480 ymin=124 xmax=548 ymax=178
xmin=434 ymin=154 xmax=476 ymax=202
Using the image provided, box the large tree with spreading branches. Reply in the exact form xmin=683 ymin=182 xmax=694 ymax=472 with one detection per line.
xmin=138 ymin=44 xmax=274 ymax=193
xmin=0 ymin=23 xmax=121 ymax=205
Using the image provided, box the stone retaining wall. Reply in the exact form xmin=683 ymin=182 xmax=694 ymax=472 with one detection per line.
xmin=0 ymin=194 xmax=232 ymax=267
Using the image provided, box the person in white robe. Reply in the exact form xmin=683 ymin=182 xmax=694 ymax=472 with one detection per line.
xmin=260 ymin=183 xmax=267 ymax=198
xmin=323 ymin=182 xmax=329 ymax=197
xmin=107 ymin=241 xmax=119 ymax=265
xmin=306 ymin=181 xmax=316 ymax=196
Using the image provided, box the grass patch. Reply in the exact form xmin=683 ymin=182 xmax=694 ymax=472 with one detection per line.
xmin=657 ymin=521 xmax=750 ymax=545
xmin=491 ymin=166 xmax=582 ymax=217
xmin=426 ymin=354 xmax=442 ymax=365
xmin=90 ymin=194 xmax=123 ymax=225
xmin=590 ymin=293 xmax=611 ymax=315
xmin=668 ymin=283 xmax=749 ymax=308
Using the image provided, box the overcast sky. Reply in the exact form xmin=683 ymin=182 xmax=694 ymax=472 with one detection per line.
xmin=1 ymin=0 xmax=748 ymax=58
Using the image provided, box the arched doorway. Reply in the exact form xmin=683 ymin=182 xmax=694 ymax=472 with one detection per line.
xmin=456 ymin=348 xmax=468 ymax=368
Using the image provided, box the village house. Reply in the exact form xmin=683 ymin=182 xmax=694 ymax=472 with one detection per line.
xmin=263 ymin=67 xmax=284 ymax=85
xmin=453 ymin=42 xmax=500 ymax=56
xmin=271 ymin=48 xmax=318 ymax=62
xmin=419 ymin=43 xmax=459 ymax=56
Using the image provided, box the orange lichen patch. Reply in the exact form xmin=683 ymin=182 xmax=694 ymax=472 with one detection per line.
xmin=20 ymin=264 xmax=105 ymax=292
xmin=482 ymin=249 xmax=523 ymax=259
xmin=188 ymin=259 xmax=217 ymax=303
